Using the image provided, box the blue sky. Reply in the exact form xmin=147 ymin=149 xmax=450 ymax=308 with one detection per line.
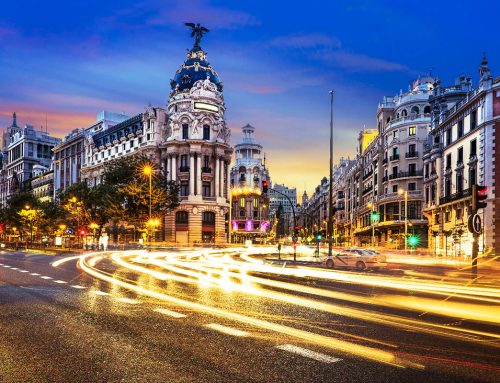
xmin=0 ymin=0 xmax=499 ymax=197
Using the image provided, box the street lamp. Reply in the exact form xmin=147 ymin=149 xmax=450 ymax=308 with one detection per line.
xmin=143 ymin=164 xmax=153 ymax=243
xmin=398 ymin=188 xmax=408 ymax=252
xmin=328 ymin=90 xmax=334 ymax=259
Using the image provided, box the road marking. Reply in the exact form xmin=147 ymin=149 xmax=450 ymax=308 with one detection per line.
xmin=53 ymin=280 xmax=67 ymax=284
xmin=204 ymin=323 xmax=249 ymax=337
xmin=91 ymin=290 xmax=110 ymax=296
xmin=10 ymin=267 xmax=19 ymax=270
xmin=154 ymin=308 xmax=186 ymax=318
xmin=276 ymin=345 xmax=342 ymax=363
xmin=40 ymin=276 xmax=53 ymax=280
xmin=117 ymin=297 xmax=141 ymax=305
xmin=19 ymin=270 xmax=29 ymax=273
xmin=70 ymin=285 xmax=86 ymax=289
xmin=2 ymin=265 xmax=11 ymax=268
xmin=30 ymin=273 xmax=40 ymax=276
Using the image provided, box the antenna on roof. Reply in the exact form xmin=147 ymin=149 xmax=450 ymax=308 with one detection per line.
xmin=45 ymin=113 xmax=48 ymax=133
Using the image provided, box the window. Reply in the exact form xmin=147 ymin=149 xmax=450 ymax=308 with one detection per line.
xmin=445 ymin=178 xmax=451 ymax=197
xmin=408 ymin=163 xmax=416 ymax=175
xmin=202 ymin=211 xmax=215 ymax=225
xmin=456 ymin=173 xmax=463 ymax=193
xmin=408 ymin=143 xmax=416 ymax=154
xmin=408 ymin=126 xmax=416 ymax=136
xmin=431 ymin=184 xmax=436 ymax=202
xmin=182 ymin=124 xmax=189 ymax=139
xmin=253 ymin=198 xmax=258 ymax=208
xmin=446 ymin=154 xmax=451 ymax=169
xmin=457 ymin=147 xmax=463 ymax=164
xmin=408 ymin=182 xmax=416 ymax=191
xmin=147 ymin=133 xmax=151 ymax=141
xmin=203 ymin=125 xmax=210 ymax=140
xmin=180 ymin=182 xmax=189 ymax=196
xmin=392 ymin=130 xmax=398 ymax=139
xmin=392 ymin=166 xmax=398 ymax=177
xmin=445 ymin=211 xmax=451 ymax=223
xmin=175 ymin=211 xmax=189 ymax=224
xmin=138 ymin=137 xmax=143 ymax=144
xmin=470 ymin=139 xmax=477 ymax=156
xmin=203 ymin=155 xmax=210 ymax=168
xmin=457 ymin=120 xmax=464 ymax=138
xmin=470 ymin=110 xmax=477 ymax=130
xmin=434 ymin=213 xmax=440 ymax=225
xmin=469 ymin=166 xmax=477 ymax=186
xmin=240 ymin=210 xmax=245 ymax=217
xmin=202 ymin=181 xmax=211 ymax=197
xmin=180 ymin=154 xmax=189 ymax=169
xmin=446 ymin=128 xmax=452 ymax=145
xmin=240 ymin=198 xmax=245 ymax=208
xmin=425 ymin=187 xmax=429 ymax=203
xmin=392 ymin=185 xmax=398 ymax=193
xmin=425 ymin=164 xmax=429 ymax=177
xmin=456 ymin=208 xmax=463 ymax=221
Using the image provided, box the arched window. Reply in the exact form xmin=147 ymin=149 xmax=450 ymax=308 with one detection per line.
xmin=411 ymin=106 xmax=419 ymax=115
xmin=202 ymin=211 xmax=215 ymax=225
xmin=424 ymin=105 xmax=431 ymax=114
xmin=203 ymin=125 xmax=210 ymax=140
xmin=175 ymin=211 xmax=189 ymax=225
xmin=401 ymin=109 xmax=408 ymax=117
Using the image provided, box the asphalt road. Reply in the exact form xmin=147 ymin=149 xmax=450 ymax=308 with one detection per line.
xmin=0 ymin=250 xmax=499 ymax=383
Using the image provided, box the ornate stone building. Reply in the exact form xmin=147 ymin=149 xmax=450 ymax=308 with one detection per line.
xmin=161 ymin=27 xmax=233 ymax=245
xmin=229 ymin=124 xmax=270 ymax=242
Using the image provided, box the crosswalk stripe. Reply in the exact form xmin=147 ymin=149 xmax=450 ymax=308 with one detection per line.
xmin=53 ymin=280 xmax=67 ymax=284
xmin=276 ymin=344 xmax=342 ymax=363
xmin=70 ymin=285 xmax=86 ymax=289
xmin=40 ymin=276 xmax=52 ymax=280
xmin=117 ymin=297 xmax=141 ymax=305
xmin=204 ymin=323 xmax=249 ymax=337
xmin=154 ymin=308 xmax=186 ymax=318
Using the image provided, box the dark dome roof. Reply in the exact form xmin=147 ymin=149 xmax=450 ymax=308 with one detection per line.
xmin=170 ymin=47 xmax=222 ymax=92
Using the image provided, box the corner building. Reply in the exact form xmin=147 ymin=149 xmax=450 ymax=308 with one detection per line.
xmin=162 ymin=37 xmax=233 ymax=245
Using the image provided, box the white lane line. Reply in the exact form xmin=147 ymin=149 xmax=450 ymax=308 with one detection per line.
xmin=117 ymin=297 xmax=141 ymax=305
xmin=30 ymin=273 xmax=40 ymax=276
xmin=10 ymin=267 xmax=19 ymax=270
xmin=40 ymin=276 xmax=53 ymax=280
xmin=91 ymin=290 xmax=110 ymax=296
xmin=53 ymin=280 xmax=67 ymax=284
xmin=2 ymin=265 xmax=11 ymax=268
xmin=276 ymin=345 xmax=342 ymax=363
xmin=70 ymin=285 xmax=86 ymax=289
xmin=154 ymin=308 xmax=187 ymax=318
xmin=204 ymin=323 xmax=249 ymax=337
xmin=19 ymin=270 xmax=29 ymax=273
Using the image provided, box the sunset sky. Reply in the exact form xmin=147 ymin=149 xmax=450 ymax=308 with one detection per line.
xmin=1 ymin=0 xmax=499 ymax=199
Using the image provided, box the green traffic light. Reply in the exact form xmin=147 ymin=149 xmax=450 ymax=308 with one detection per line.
xmin=316 ymin=235 xmax=322 ymax=240
xmin=407 ymin=235 xmax=419 ymax=247
xmin=370 ymin=211 xmax=380 ymax=222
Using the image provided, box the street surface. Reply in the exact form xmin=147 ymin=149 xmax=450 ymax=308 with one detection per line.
xmin=1 ymin=247 xmax=499 ymax=383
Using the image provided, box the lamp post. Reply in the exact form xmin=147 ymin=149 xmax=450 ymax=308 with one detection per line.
xmin=143 ymin=165 xmax=153 ymax=243
xmin=328 ymin=90 xmax=334 ymax=259
xmin=398 ymin=188 xmax=408 ymax=251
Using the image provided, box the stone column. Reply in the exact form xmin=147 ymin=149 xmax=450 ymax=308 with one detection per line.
xmin=189 ymin=154 xmax=195 ymax=195
xmin=225 ymin=160 xmax=230 ymax=199
xmin=196 ymin=153 xmax=202 ymax=196
xmin=215 ymin=156 xmax=220 ymax=197
xmin=171 ymin=155 xmax=177 ymax=181
xmin=166 ymin=156 xmax=170 ymax=181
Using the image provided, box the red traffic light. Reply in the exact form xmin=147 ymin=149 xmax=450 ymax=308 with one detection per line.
xmin=79 ymin=229 xmax=87 ymax=236
xmin=262 ymin=180 xmax=269 ymax=193
xmin=477 ymin=186 xmax=488 ymax=197
xmin=472 ymin=185 xmax=488 ymax=211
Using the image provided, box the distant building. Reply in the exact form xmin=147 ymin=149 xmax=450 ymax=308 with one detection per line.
xmin=229 ymin=124 xmax=270 ymax=242
xmin=0 ymin=113 xmax=61 ymax=206
xmin=269 ymin=183 xmax=297 ymax=236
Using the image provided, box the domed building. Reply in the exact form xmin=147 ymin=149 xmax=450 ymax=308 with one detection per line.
xmin=229 ymin=124 xmax=270 ymax=243
xmin=161 ymin=24 xmax=233 ymax=244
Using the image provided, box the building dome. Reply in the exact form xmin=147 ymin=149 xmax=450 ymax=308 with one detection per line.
xmin=170 ymin=47 xmax=223 ymax=93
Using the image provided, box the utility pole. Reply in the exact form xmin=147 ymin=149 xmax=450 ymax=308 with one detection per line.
xmin=328 ymin=90 xmax=334 ymax=258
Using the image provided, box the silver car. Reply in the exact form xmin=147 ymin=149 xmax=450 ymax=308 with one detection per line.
xmin=324 ymin=248 xmax=387 ymax=270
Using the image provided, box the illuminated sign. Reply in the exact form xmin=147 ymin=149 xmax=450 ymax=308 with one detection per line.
xmin=194 ymin=102 xmax=219 ymax=112
xmin=245 ymin=220 xmax=253 ymax=232
xmin=260 ymin=221 xmax=270 ymax=232
xmin=232 ymin=220 xmax=238 ymax=232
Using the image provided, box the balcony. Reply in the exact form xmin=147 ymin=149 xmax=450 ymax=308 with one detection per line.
xmin=179 ymin=166 xmax=190 ymax=173
xmin=439 ymin=187 xmax=472 ymax=205
xmin=362 ymin=185 xmax=373 ymax=195
xmin=389 ymin=170 xmax=423 ymax=180
xmin=405 ymin=151 xmax=419 ymax=158
xmin=202 ymin=166 xmax=212 ymax=173
xmin=390 ymin=154 xmax=400 ymax=161
xmin=202 ymin=196 xmax=217 ymax=201
xmin=362 ymin=170 xmax=373 ymax=180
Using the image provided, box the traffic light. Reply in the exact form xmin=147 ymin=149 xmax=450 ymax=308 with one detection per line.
xmin=370 ymin=211 xmax=380 ymax=222
xmin=294 ymin=225 xmax=301 ymax=233
xmin=79 ymin=228 xmax=87 ymax=236
xmin=262 ymin=180 xmax=269 ymax=194
xmin=472 ymin=185 xmax=488 ymax=212
xmin=407 ymin=235 xmax=419 ymax=247
xmin=316 ymin=233 xmax=322 ymax=241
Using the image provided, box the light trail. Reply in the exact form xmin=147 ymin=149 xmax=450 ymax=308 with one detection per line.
xmin=78 ymin=253 xmax=416 ymax=368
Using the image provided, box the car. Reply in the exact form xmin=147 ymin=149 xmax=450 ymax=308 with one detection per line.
xmin=323 ymin=248 xmax=387 ymax=270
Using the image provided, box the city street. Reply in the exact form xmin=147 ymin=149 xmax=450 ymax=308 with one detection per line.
xmin=1 ymin=248 xmax=499 ymax=383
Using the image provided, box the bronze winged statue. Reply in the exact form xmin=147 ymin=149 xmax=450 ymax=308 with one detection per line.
xmin=184 ymin=22 xmax=209 ymax=48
